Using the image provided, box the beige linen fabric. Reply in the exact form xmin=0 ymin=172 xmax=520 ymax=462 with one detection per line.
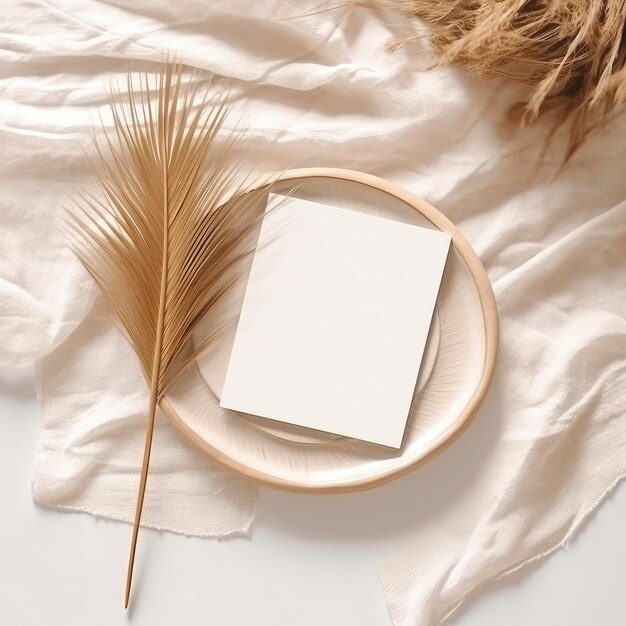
xmin=1 ymin=1 xmax=624 ymax=623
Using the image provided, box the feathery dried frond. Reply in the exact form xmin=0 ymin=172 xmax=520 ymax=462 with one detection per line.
xmin=68 ymin=61 xmax=268 ymax=608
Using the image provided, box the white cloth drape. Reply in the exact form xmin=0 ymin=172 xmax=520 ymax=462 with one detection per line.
xmin=1 ymin=2 xmax=624 ymax=624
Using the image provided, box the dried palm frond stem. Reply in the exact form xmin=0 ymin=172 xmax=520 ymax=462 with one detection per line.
xmin=68 ymin=61 xmax=268 ymax=608
xmin=380 ymin=0 xmax=626 ymax=158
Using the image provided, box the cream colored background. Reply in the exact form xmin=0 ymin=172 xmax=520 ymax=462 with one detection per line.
xmin=2 ymin=1 xmax=625 ymax=624
xmin=2 ymin=367 xmax=626 ymax=625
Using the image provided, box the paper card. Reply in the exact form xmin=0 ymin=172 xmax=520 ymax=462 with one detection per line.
xmin=219 ymin=193 xmax=451 ymax=448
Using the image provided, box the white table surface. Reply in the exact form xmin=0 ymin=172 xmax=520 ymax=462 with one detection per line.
xmin=2 ymin=365 xmax=625 ymax=626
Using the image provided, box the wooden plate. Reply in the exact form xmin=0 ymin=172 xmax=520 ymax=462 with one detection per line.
xmin=160 ymin=168 xmax=498 ymax=492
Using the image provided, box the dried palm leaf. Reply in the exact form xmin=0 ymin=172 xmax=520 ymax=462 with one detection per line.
xmin=68 ymin=61 xmax=268 ymax=608
xmin=377 ymin=0 xmax=626 ymax=158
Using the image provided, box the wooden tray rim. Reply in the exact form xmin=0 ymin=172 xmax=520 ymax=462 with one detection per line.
xmin=160 ymin=167 xmax=499 ymax=493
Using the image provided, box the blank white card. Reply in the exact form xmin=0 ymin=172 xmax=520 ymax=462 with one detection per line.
xmin=220 ymin=194 xmax=451 ymax=448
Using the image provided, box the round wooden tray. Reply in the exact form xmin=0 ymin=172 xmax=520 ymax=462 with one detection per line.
xmin=160 ymin=168 xmax=498 ymax=492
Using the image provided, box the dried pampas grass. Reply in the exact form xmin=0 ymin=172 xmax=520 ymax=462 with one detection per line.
xmin=383 ymin=0 xmax=626 ymax=157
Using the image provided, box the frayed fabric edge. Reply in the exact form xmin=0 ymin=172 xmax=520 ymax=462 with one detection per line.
xmin=379 ymin=473 xmax=626 ymax=626
xmin=31 ymin=493 xmax=257 ymax=540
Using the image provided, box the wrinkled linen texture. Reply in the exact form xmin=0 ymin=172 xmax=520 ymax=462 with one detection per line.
xmin=1 ymin=1 xmax=624 ymax=624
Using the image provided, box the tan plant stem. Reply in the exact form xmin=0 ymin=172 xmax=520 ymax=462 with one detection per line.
xmin=124 ymin=145 xmax=170 ymax=609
